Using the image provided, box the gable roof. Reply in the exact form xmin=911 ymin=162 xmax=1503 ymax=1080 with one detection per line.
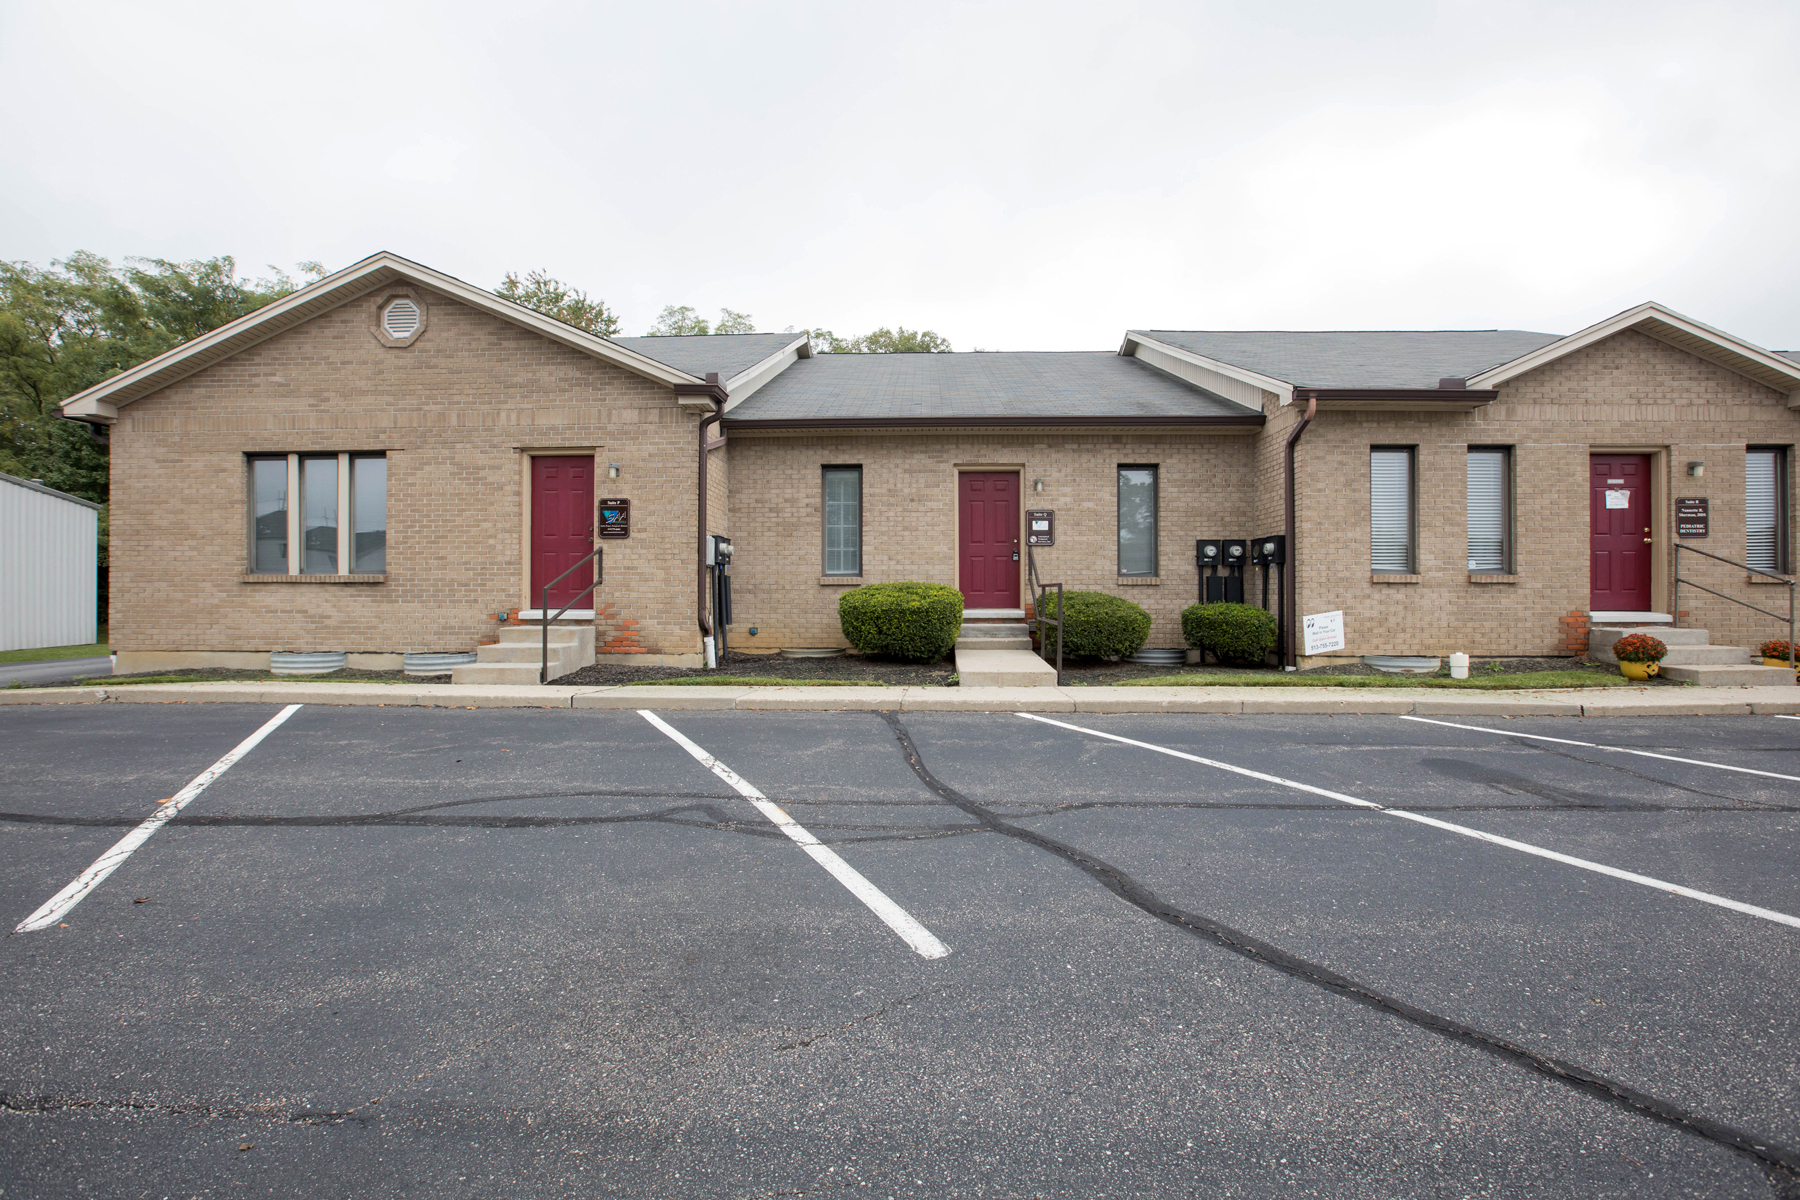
xmin=1129 ymin=329 xmax=1562 ymax=390
xmin=723 ymin=351 xmax=1263 ymax=427
xmin=1467 ymin=302 xmax=1800 ymax=398
xmin=60 ymin=252 xmax=706 ymax=423
xmin=612 ymin=333 xmax=806 ymax=383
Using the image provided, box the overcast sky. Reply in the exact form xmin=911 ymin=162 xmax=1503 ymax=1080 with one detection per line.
xmin=4 ymin=0 xmax=1797 ymax=350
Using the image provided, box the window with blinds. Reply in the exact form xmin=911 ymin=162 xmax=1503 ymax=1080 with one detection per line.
xmin=1370 ymin=448 xmax=1415 ymax=574
xmin=823 ymin=466 xmax=862 ymax=576
xmin=1746 ymin=448 xmax=1787 ymax=574
xmin=1467 ymin=447 xmax=1510 ymax=573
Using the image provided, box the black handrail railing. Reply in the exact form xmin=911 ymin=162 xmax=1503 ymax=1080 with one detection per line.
xmin=539 ymin=547 xmax=603 ymax=684
xmin=1027 ymin=545 xmax=1063 ymax=685
xmin=1673 ymin=543 xmax=1794 ymax=671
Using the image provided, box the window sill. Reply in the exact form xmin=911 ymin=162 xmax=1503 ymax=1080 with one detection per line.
xmin=1747 ymin=574 xmax=1794 ymax=585
xmin=1468 ymin=573 xmax=1519 ymax=584
xmin=819 ymin=576 xmax=863 ymax=586
xmin=1116 ymin=576 xmax=1161 ymax=585
xmin=241 ymin=573 xmax=387 ymax=584
xmin=1371 ymin=573 xmax=1421 ymax=584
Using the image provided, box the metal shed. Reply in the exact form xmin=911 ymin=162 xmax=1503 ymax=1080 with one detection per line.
xmin=0 ymin=471 xmax=100 ymax=652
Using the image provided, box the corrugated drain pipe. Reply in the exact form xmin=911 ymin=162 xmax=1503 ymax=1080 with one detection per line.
xmin=1282 ymin=394 xmax=1317 ymax=668
xmin=676 ymin=373 xmax=730 ymax=667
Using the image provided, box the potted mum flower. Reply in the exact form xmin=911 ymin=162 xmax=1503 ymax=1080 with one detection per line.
xmin=1611 ymin=633 xmax=1667 ymax=680
xmin=1759 ymin=639 xmax=1798 ymax=670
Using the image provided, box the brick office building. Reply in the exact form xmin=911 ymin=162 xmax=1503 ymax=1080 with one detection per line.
xmin=58 ymin=253 xmax=1800 ymax=677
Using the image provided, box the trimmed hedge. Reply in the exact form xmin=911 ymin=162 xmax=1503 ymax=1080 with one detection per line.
xmin=1182 ymin=602 xmax=1277 ymax=664
xmin=839 ymin=582 xmax=963 ymax=661
xmin=1037 ymin=590 xmax=1152 ymax=659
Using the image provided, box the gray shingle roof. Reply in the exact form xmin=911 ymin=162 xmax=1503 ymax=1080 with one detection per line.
xmin=723 ymin=352 xmax=1260 ymax=423
xmin=1779 ymin=350 xmax=1800 ymax=365
xmin=611 ymin=333 xmax=799 ymax=381
xmin=1133 ymin=329 xmax=1566 ymax=389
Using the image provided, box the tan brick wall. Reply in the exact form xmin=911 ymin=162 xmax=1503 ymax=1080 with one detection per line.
xmin=1282 ymin=329 xmax=1799 ymax=659
xmin=723 ymin=427 xmax=1258 ymax=651
xmin=110 ymin=288 xmax=709 ymax=659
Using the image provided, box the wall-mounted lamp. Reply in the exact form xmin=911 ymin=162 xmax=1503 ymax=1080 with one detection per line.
xmin=1032 ymin=477 xmax=1044 ymax=492
xmin=607 ymin=463 xmax=621 ymax=479
xmin=1687 ymin=460 xmax=1705 ymax=478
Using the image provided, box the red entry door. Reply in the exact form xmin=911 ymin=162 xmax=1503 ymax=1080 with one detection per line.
xmin=531 ymin=456 xmax=594 ymax=610
xmin=1590 ymin=453 xmax=1654 ymax=612
xmin=958 ymin=472 xmax=1020 ymax=609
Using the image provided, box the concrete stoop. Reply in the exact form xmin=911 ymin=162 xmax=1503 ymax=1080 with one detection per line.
xmin=955 ymin=622 xmax=1033 ymax=651
xmin=1588 ymin=624 xmax=1796 ymax=687
xmin=452 ymin=624 xmax=596 ymax=685
xmin=955 ymin=645 xmax=1058 ymax=687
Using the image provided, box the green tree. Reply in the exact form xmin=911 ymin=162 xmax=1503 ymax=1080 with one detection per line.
xmin=806 ymin=325 xmax=951 ymax=354
xmin=497 ymin=269 xmax=621 ymax=337
xmin=648 ymin=305 xmax=710 ymax=336
xmin=714 ymin=307 xmax=755 ymax=334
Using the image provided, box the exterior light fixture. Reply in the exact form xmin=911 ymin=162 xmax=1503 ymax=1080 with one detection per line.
xmin=1687 ymin=461 xmax=1704 ymax=477
xmin=1033 ymin=478 xmax=1043 ymax=492
xmin=608 ymin=463 xmax=621 ymax=479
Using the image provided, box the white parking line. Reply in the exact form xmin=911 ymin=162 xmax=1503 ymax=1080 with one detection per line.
xmin=1398 ymin=715 xmax=1800 ymax=782
xmin=637 ymin=711 xmax=950 ymax=960
xmin=1773 ymin=715 xmax=1800 ymax=722
xmin=14 ymin=704 xmax=303 ymax=934
xmin=1016 ymin=712 xmax=1800 ymax=932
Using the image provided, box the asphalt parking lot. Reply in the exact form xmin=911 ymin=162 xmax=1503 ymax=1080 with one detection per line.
xmin=2 ymin=704 xmax=1797 ymax=1199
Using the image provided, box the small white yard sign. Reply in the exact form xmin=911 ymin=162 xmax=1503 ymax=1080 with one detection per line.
xmin=1302 ymin=610 xmax=1346 ymax=655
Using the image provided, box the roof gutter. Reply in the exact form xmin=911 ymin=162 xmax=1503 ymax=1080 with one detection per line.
xmin=1282 ymin=395 xmax=1316 ymax=668
xmin=675 ymin=373 xmax=731 ymax=653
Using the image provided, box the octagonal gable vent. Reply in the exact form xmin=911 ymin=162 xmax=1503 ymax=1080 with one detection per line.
xmin=382 ymin=298 xmax=422 ymax=339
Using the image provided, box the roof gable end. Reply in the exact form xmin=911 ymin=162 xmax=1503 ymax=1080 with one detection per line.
xmin=60 ymin=252 xmax=706 ymax=423
xmin=1467 ymin=302 xmax=1800 ymax=402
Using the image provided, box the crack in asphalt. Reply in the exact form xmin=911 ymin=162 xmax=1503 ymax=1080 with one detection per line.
xmin=877 ymin=710 xmax=1800 ymax=1194
xmin=775 ymin=990 xmax=928 ymax=1052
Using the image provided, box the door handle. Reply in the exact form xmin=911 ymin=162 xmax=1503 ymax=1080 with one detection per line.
xmin=1643 ymin=537 xmax=1653 ymax=544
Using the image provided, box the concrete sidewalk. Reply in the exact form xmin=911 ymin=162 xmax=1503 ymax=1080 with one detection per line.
xmin=5 ymin=680 xmax=1800 ymax=715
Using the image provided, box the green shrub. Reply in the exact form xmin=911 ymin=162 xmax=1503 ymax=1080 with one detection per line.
xmin=839 ymin=582 xmax=963 ymax=661
xmin=1037 ymin=590 xmax=1152 ymax=659
xmin=1181 ymin=602 xmax=1278 ymax=664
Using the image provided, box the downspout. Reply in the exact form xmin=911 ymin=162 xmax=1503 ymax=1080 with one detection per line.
xmin=1282 ymin=395 xmax=1317 ymax=668
xmin=676 ymin=372 xmax=730 ymax=667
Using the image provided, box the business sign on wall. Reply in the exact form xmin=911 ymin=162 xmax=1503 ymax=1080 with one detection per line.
xmin=1302 ymin=610 xmax=1346 ymax=655
xmin=597 ymin=498 xmax=631 ymax=539
xmin=1676 ymin=497 xmax=1709 ymax=538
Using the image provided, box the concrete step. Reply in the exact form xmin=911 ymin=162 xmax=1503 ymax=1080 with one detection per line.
xmin=477 ymin=639 xmax=585 ymax=664
xmin=497 ymin=624 xmax=595 ymax=649
xmin=1588 ymin=626 xmax=1711 ymax=663
xmin=1659 ymin=646 xmax=1757 ymax=666
xmin=1658 ymin=663 xmax=1798 ymax=686
xmin=956 ymin=622 xmax=1031 ymax=650
xmin=955 ymin=646 xmax=1058 ymax=687
xmin=450 ymin=661 xmax=547 ymax=686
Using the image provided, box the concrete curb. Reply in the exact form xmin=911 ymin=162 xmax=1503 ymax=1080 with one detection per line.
xmin=4 ymin=680 xmax=1798 ymax=716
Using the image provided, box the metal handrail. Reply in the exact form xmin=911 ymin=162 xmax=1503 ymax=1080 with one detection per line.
xmin=1673 ymin=543 xmax=1793 ymax=670
xmin=539 ymin=547 xmax=603 ymax=684
xmin=1027 ymin=545 xmax=1063 ymax=684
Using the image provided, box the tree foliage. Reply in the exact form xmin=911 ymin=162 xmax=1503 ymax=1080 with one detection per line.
xmin=647 ymin=305 xmax=757 ymax=336
xmin=497 ymin=269 xmax=621 ymax=337
xmin=0 ymin=253 xmax=321 ymax=503
xmin=807 ymin=326 xmax=952 ymax=354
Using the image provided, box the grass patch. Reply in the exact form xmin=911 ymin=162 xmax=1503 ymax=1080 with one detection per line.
xmin=0 ymin=633 xmax=109 ymax=664
xmin=1116 ymin=669 xmax=1651 ymax=690
xmin=626 ymin=676 xmax=889 ymax=687
xmin=47 ymin=671 xmax=431 ymax=688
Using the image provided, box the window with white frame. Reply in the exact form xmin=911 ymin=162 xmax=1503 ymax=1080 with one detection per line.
xmin=1370 ymin=447 xmax=1416 ymax=574
xmin=1746 ymin=447 xmax=1788 ymax=574
xmin=1467 ymin=447 xmax=1512 ymax=573
xmin=822 ymin=466 xmax=862 ymax=576
xmin=248 ymin=453 xmax=387 ymax=575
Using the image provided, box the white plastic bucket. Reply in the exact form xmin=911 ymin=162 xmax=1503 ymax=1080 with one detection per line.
xmin=1449 ymin=652 xmax=1470 ymax=680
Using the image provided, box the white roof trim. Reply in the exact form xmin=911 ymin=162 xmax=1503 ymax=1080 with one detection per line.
xmin=1120 ymin=332 xmax=1294 ymax=404
xmin=1467 ymin=301 xmax=1800 ymax=398
xmin=60 ymin=251 xmax=704 ymax=422
xmin=722 ymin=334 xmax=811 ymax=412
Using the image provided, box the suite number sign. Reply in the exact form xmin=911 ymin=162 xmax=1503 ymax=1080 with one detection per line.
xmin=597 ymin=497 xmax=631 ymax=539
xmin=1676 ymin=497 xmax=1708 ymax=538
